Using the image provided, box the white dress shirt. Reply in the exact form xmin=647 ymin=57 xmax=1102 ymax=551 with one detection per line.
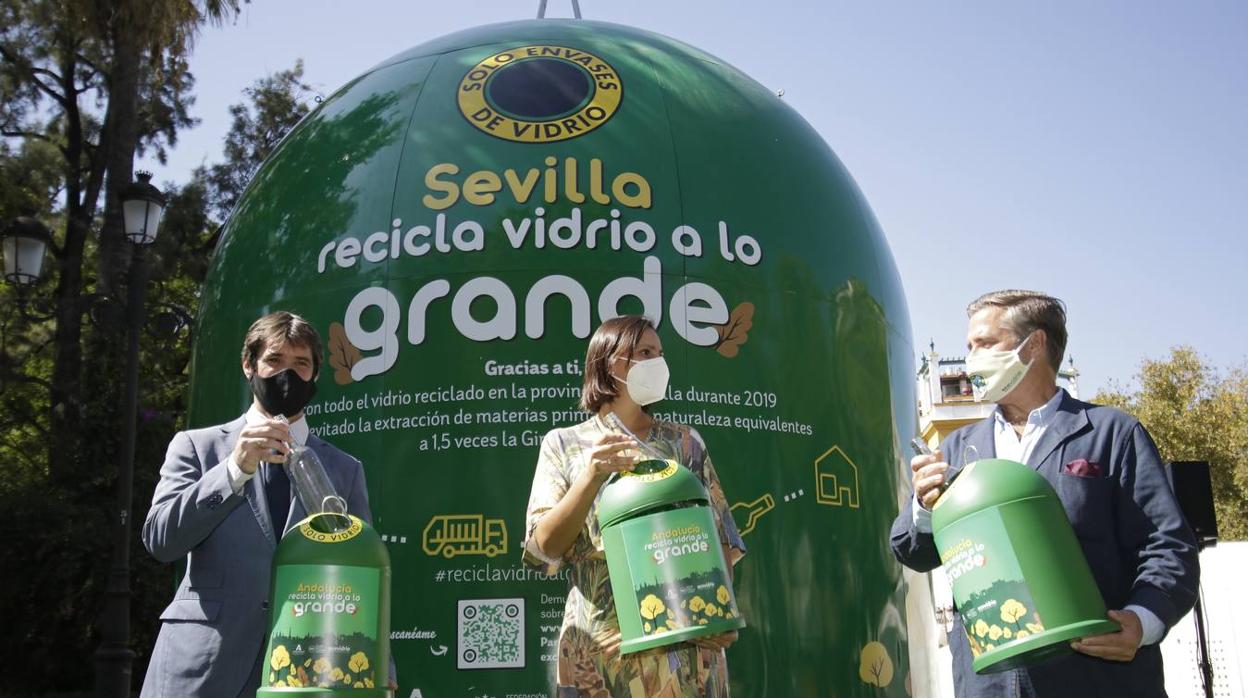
xmin=990 ymin=388 xmax=1064 ymax=464
xmin=225 ymin=404 xmax=309 ymax=492
xmin=913 ymin=389 xmax=1164 ymax=644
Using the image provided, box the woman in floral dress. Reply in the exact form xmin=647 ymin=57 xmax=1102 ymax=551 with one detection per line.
xmin=523 ymin=316 xmax=747 ymax=697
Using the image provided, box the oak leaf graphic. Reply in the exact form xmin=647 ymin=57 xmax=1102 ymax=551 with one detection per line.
xmin=328 ymin=322 xmax=362 ymax=385
xmin=714 ymin=302 xmax=755 ymax=358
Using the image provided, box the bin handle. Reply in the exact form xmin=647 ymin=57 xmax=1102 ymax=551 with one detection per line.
xmin=322 ymin=495 xmax=348 ymax=515
xmin=962 ymin=444 xmax=980 ymax=468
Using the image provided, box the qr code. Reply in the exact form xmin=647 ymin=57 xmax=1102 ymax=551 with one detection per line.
xmin=457 ymin=598 xmax=525 ymax=669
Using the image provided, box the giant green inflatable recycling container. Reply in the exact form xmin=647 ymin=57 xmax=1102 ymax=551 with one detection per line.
xmin=598 ymin=459 xmax=746 ymax=654
xmin=258 ymin=513 xmax=393 ymax=696
xmin=932 ymin=458 xmax=1118 ymax=674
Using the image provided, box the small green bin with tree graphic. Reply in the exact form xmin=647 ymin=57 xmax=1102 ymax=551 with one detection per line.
xmin=598 ymin=459 xmax=746 ymax=654
xmin=933 ymin=458 xmax=1118 ymax=674
xmin=258 ymin=512 xmax=392 ymax=696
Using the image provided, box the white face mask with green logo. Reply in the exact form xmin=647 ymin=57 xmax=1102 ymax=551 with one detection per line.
xmin=966 ymin=333 xmax=1036 ymax=403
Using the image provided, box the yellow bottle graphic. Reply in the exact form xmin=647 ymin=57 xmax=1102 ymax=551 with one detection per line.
xmin=729 ymin=494 xmax=775 ymax=536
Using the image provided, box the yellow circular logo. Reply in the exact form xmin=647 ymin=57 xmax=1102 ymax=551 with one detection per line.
xmin=457 ymin=45 xmax=622 ymax=143
xmin=299 ymin=514 xmax=364 ymax=543
xmin=621 ymin=459 xmax=679 ymax=482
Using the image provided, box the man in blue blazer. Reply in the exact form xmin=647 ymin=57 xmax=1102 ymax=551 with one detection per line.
xmin=891 ymin=290 xmax=1199 ymax=697
xmin=140 ymin=312 xmax=387 ymax=697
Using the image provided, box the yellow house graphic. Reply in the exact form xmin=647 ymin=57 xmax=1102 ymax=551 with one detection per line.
xmin=815 ymin=445 xmax=860 ymax=509
xmin=422 ymin=515 xmax=508 ymax=558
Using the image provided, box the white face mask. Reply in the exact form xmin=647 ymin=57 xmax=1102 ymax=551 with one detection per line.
xmin=966 ymin=333 xmax=1035 ymax=403
xmin=614 ymin=356 xmax=669 ymax=406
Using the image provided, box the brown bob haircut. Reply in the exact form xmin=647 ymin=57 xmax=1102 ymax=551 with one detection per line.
xmin=580 ymin=315 xmax=657 ymax=414
xmin=240 ymin=311 xmax=324 ymax=377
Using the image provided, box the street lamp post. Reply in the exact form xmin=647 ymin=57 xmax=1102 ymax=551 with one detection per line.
xmin=93 ymin=171 xmax=167 ymax=698
xmin=2 ymin=174 xmax=172 ymax=697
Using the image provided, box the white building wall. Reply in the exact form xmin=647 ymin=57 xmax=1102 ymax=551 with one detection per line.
xmin=1163 ymin=542 xmax=1248 ymax=698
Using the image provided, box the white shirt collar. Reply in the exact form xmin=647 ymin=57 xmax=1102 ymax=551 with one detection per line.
xmin=992 ymin=388 xmax=1064 ymax=432
xmin=244 ymin=403 xmax=309 ymax=446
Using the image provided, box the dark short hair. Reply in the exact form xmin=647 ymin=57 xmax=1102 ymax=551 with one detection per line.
xmin=241 ymin=311 xmax=323 ymax=376
xmin=580 ymin=315 xmax=657 ymax=414
xmin=967 ymin=290 xmax=1067 ymax=371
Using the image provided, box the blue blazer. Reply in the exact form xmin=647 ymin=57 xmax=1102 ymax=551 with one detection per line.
xmin=139 ymin=416 xmax=375 ymax=698
xmin=890 ymin=390 xmax=1200 ymax=698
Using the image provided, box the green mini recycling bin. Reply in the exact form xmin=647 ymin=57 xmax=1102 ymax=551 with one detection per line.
xmin=258 ymin=512 xmax=393 ymax=696
xmin=932 ymin=458 xmax=1118 ymax=673
xmin=598 ymin=459 xmax=746 ymax=654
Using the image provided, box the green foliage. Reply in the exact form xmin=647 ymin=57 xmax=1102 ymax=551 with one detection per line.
xmin=0 ymin=11 xmax=308 ymax=684
xmin=1096 ymin=347 xmax=1248 ymax=541
xmin=0 ymin=138 xmax=61 ymax=216
xmin=204 ymin=59 xmax=314 ymax=220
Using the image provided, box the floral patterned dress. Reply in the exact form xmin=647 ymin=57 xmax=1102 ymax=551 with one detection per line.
xmin=523 ymin=416 xmax=747 ymax=698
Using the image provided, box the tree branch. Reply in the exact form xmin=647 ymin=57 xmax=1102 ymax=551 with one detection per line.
xmin=1 ymin=119 xmax=72 ymax=160
xmin=30 ymin=66 xmax=60 ymax=81
xmin=0 ymin=367 xmax=53 ymax=392
xmin=0 ymin=45 xmax=69 ymax=108
xmin=73 ymin=51 xmax=104 ymax=82
xmin=0 ymin=128 xmax=53 ymax=143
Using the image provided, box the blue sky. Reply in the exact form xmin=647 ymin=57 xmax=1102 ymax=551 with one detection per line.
xmin=150 ymin=0 xmax=1248 ymax=396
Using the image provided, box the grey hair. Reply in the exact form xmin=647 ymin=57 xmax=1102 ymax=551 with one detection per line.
xmin=966 ymin=290 xmax=1067 ymax=371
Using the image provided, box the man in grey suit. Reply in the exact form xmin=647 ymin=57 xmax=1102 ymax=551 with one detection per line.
xmin=891 ymin=290 xmax=1199 ymax=697
xmin=141 ymin=311 xmax=383 ymax=697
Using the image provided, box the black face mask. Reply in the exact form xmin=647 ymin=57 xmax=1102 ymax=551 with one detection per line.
xmin=249 ymin=368 xmax=317 ymax=418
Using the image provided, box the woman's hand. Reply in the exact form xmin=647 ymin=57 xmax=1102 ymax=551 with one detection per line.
xmin=532 ymin=434 xmax=640 ymax=561
xmin=691 ymin=631 xmax=738 ymax=651
xmin=584 ymin=433 xmax=641 ymax=482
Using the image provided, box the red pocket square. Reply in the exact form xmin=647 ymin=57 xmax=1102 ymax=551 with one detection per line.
xmin=1063 ymin=459 xmax=1103 ymax=477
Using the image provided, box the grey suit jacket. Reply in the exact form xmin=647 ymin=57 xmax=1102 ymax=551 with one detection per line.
xmin=139 ymin=416 xmax=374 ymax=698
xmin=890 ymin=390 xmax=1200 ymax=698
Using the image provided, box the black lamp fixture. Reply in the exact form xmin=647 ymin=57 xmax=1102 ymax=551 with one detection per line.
xmin=1 ymin=215 xmax=52 ymax=285
xmin=120 ymin=171 xmax=167 ymax=246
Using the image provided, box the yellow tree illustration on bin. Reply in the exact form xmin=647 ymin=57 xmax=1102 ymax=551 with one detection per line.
xmin=859 ymin=641 xmax=894 ymax=688
xmin=973 ymin=619 xmax=989 ymax=639
xmin=1001 ymin=598 xmax=1028 ymax=638
xmin=686 ymin=594 xmax=712 ymax=626
xmin=967 ymin=632 xmax=985 ymax=658
xmin=716 ymin=585 xmax=736 ymax=619
xmin=640 ymin=594 xmax=667 ymax=634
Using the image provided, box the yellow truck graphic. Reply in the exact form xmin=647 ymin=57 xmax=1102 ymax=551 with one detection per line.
xmin=423 ymin=515 xmax=508 ymax=558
